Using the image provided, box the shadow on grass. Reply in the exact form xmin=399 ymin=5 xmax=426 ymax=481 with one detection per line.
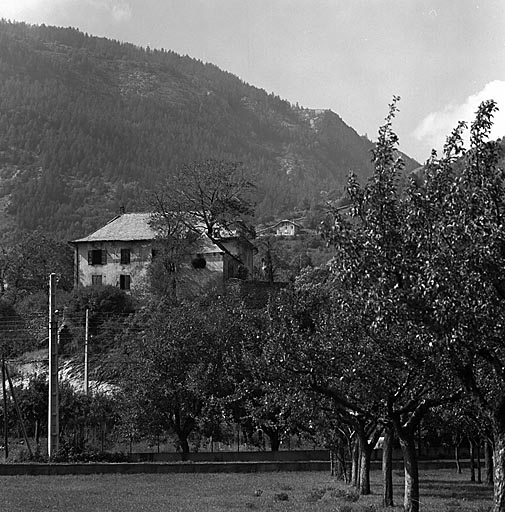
xmin=421 ymin=479 xmax=492 ymax=501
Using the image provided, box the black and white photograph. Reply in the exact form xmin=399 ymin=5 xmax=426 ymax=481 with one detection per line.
xmin=0 ymin=1 xmax=504 ymax=511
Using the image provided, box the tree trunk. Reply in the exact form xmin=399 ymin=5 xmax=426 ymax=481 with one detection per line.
xmin=470 ymin=439 xmax=476 ymax=482
xmin=179 ymin=435 xmax=190 ymax=455
xmin=477 ymin=439 xmax=482 ymax=484
xmin=399 ymin=433 xmax=420 ymax=512
xmin=359 ymin=443 xmax=372 ymax=495
xmin=351 ymin=437 xmax=360 ymax=488
xmin=266 ymin=430 xmax=280 ymax=452
xmin=455 ymin=442 xmax=462 ymax=474
xmin=34 ymin=419 xmax=40 ymax=446
xmin=487 ymin=439 xmax=495 ymax=486
xmin=382 ymin=425 xmax=394 ymax=507
xmin=493 ymin=421 xmax=505 ymax=511
xmin=338 ymin=442 xmax=350 ymax=483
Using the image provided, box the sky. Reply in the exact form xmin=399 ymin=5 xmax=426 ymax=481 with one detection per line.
xmin=1 ymin=0 xmax=504 ymax=162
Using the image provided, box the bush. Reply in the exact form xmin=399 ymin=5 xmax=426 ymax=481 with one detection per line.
xmin=50 ymin=440 xmax=129 ymax=463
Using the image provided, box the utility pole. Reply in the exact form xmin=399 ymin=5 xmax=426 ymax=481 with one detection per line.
xmin=48 ymin=273 xmax=59 ymax=458
xmin=84 ymin=308 xmax=89 ymax=395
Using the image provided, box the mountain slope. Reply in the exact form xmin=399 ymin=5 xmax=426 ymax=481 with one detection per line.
xmin=0 ymin=21 xmax=419 ymax=240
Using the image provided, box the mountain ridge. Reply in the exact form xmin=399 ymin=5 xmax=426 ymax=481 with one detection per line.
xmin=0 ymin=20 xmax=419 ymax=241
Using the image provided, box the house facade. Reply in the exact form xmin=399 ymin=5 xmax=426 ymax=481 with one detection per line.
xmin=70 ymin=213 xmax=254 ymax=293
xmin=258 ymin=219 xmax=304 ymax=237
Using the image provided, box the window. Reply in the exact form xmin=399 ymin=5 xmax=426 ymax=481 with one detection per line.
xmin=191 ymin=254 xmax=207 ymax=269
xmin=120 ymin=248 xmax=131 ymax=265
xmin=88 ymin=249 xmax=107 ymax=265
xmin=119 ymin=274 xmax=131 ymax=290
xmin=91 ymin=275 xmax=103 ymax=286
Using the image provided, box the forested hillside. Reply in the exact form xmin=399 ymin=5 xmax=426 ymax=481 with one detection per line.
xmin=0 ymin=20 xmax=419 ymax=240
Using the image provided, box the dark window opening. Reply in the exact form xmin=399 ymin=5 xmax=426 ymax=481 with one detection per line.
xmin=88 ymin=249 xmax=106 ymax=265
xmin=151 ymin=248 xmax=159 ymax=259
xmin=120 ymin=248 xmax=131 ymax=265
xmin=119 ymin=274 xmax=131 ymax=290
xmin=191 ymin=254 xmax=207 ymax=269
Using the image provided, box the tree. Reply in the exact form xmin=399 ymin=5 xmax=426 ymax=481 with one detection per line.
xmin=318 ymin=98 xmax=462 ymax=511
xmin=17 ymin=374 xmax=48 ymax=447
xmin=261 ymin=275 xmax=385 ymax=495
xmin=0 ymin=232 xmax=73 ymax=304
xmin=64 ymin=284 xmax=135 ymax=354
xmin=408 ymin=100 xmax=505 ymax=511
xmin=119 ymin=298 xmax=253 ymax=454
xmin=146 ymin=212 xmax=227 ymax=302
xmin=151 ymin=159 xmax=256 ymax=265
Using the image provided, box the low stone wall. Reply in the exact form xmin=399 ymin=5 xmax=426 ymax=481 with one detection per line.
xmin=0 ymin=461 xmax=329 ymax=476
xmin=129 ymin=447 xmax=466 ymax=463
xmin=129 ymin=449 xmax=329 ymax=463
xmin=0 ymin=460 xmax=462 ymax=476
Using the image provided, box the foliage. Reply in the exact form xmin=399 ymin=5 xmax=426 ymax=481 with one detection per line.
xmin=64 ymin=284 xmax=135 ymax=353
xmin=253 ymin=235 xmax=315 ymax=283
xmin=0 ymin=299 xmax=42 ymax=356
xmin=404 ymin=100 xmax=505 ymax=511
xmin=150 ymin=159 xmax=255 ymax=270
xmin=0 ymin=232 xmax=73 ymax=304
xmin=118 ymin=298 xmax=256 ymax=453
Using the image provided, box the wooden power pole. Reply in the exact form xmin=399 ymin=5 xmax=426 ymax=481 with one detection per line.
xmin=84 ymin=308 xmax=89 ymax=395
xmin=48 ymin=273 xmax=59 ymax=458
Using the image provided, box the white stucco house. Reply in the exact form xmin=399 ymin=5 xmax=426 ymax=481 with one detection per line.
xmin=70 ymin=212 xmax=254 ymax=293
xmin=257 ymin=219 xmax=304 ymax=237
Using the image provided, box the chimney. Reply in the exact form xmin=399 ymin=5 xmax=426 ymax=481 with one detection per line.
xmin=119 ymin=205 xmax=125 ymax=215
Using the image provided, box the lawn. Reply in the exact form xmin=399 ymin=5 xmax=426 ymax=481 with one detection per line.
xmin=0 ymin=469 xmax=493 ymax=511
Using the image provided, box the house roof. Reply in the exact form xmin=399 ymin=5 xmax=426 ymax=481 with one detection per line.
xmin=257 ymin=219 xmax=304 ymax=235
xmin=272 ymin=219 xmax=303 ymax=229
xmin=71 ymin=213 xmax=254 ymax=253
xmin=71 ymin=213 xmax=156 ymax=243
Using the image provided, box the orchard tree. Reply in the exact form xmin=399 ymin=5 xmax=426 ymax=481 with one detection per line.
xmin=319 ymin=98 xmax=462 ymax=512
xmin=119 ymin=298 xmax=256 ymax=454
xmin=408 ymin=100 xmax=505 ymax=511
xmin=261 ymin=269 xmax=386 ymax=496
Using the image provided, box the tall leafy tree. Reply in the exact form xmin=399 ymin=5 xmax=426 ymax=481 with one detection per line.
xmin=118 ymin=298 xmax=254 ymax=454
xmin=320 ymin=98 xmax=462 ymax=511
xmin=409 ymin=100 xmax=505 ymax=512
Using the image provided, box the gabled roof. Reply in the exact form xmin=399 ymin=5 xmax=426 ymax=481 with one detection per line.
xmin=257 ymin=218 xmax=304 ymax=235
xmin=271 ymin=219 xmax=303 ymax=229
xmin=71 ymin=213 xmax=156 ymax=243
xmin=71 ymin=213 xmax=253 ymax=253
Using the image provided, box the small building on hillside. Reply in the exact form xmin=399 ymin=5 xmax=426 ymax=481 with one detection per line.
xmin=257 ymin=219 xmax=304 ymax=237
xmin=70 ymin=212 xmax=254 ymax=295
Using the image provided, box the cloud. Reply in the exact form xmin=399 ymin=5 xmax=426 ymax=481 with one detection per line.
xmin=413 ymin=80 xmax=505 ymax=152
xmin=111 ymin=3 xmax=132 ymax=22
xmin=87 ymin=0 xmax=132 ymax=22
xmin=0 ymin=0 xmax=132 ymax=24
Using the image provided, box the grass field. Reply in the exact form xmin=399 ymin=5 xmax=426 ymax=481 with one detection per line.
xmin=0 ymin=469 xmax=493 ymax=511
